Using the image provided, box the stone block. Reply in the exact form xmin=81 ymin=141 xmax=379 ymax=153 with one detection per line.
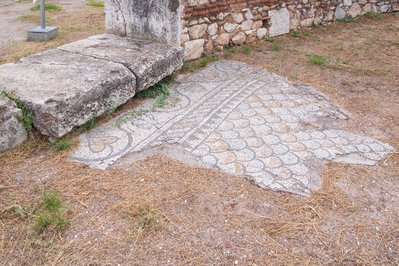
xmin=0 ymin=95 xmax=27 ymax=153
xmin=27 ymin=26 xmax=59 ymax=42
xmin=59 ymin=34 xmax=183 ymax=91
xmin=105 ymin=0 xmax=181 ymax=45
xmin=184 ymin=39 xmax=205 ymax=60
xmin=232 ymin=32 xmax=246 ymax=45
xmin=335 ymin=7 xmax=346 ymax=19
xmin=0 ymin=49 xmax=136 ymax=138
xmin=268 ymin=8 xmax=290 ymax=37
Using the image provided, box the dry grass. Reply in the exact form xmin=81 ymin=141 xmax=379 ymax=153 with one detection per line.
xmin=0 ymin=6 xmax=104 ymax=64
xmin=0 ymin=12 xmax=398 ymax=265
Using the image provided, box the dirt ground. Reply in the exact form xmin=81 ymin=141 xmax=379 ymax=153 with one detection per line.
xmin=0 ymin=0 xmax=104 ymax=64
xmin=1 ymin=13 xmax=398 ymax=265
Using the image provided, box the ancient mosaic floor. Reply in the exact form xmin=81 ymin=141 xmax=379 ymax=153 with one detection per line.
xmin=72 ymin=61 xmax=393 ymax=196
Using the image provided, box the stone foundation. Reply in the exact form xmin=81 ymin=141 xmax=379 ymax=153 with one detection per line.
xmin=105 ymin=0 xmax=393 ymax=60
xmin=181 ymin=0 xmax=393 ymax=59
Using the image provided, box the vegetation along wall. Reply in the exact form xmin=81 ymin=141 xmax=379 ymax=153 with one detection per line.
xmin=181 ymin=0 xmax=393 ymax=59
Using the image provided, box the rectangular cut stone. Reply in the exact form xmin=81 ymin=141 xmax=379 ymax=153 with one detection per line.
xmin=0 ymin=95 xmax=27 ymax=153
xmin=58 ymin=34 xmax=184 ymax=91
xmin=0 ymin=49 xmax=136 ymax=138
xmin=268 ymin=8 xmax=290 ymax=37
xmin=105 ymin=0 xmax=181 ymax=45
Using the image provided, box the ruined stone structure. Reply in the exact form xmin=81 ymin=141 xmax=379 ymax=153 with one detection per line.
xmin=105 ymin=0 xmax=393 ymax=60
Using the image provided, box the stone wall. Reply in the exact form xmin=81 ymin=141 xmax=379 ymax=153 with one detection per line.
xmin=105 ymin=0 xmax=393 ymax=60
xmin=181 ymin=0 xmax=392 ymax=59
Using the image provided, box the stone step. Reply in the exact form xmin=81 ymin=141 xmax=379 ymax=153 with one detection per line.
xmin=58 ymin=34 xmax=184 ymax=91
xmin=0 ymin=34 xmax=183 ymax=140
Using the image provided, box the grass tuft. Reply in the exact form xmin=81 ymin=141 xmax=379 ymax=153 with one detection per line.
xmin=133 ymin=205 xmax=162 ymax=234
xmin=272 ymin=43 xmax=282 ymax=51
xmin=52 ymin=140 xmax=71 ymax=151
xmin=309 ymin=54 xmax=327 ymax=66
xmin=241 ymin=46 xmax=252 ymax=55
xmin=364 ymin=11 xmax=383 ymax=20
xmin=34 ymin=191 xmax=69 ymax=233
xmin=337 ymin=15 xmax=356 ymax=23
xmin=86 ymin=1 xmax=104 ymax=7
xmin=181 ymin=54 xmax=219 ymax=72
xmin=31 ymin=3 xmax=62 ymax=11
xmin=84 ymin=117 xmax=97 ymax=130
xmin=18 ymin=14 xmax=53 ymax=23
xmin=290 ymin=31 xmax=300 ymax=38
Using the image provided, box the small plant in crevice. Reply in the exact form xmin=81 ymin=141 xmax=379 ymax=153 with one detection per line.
xmin=153 ymin=84 xmax=170 ymax=108
xmin=84 ymin=116 xmax=97 ymax=130
xmin=34 ymin=191 xmax=69 ymax=233
xmin=364 ymin=11 xmax=383 ymax=20
xmin=337 ymin=15 xmax=356 ymax=23
xmin=114 ymin=80 xmax=172 ymax=127
xmin=107 ymin=99 xmax=123 ymax=117
xmin=52 ymin=139 xmax=71 ymax=151
xmin=309 ymin=53 xmax=327 ymax=66
xmin=181 ymin=54 xmax=219 ymax=72
xmin=1 ymin=90 xmax=34 ymax=136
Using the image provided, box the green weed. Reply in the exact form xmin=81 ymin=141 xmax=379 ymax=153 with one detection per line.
xmin=181 ymin=54 xmax=219 ymax=72
xmin=309 ymin=54 xmax=327 ymax=66
xmin=84 ymin=117 xmax=97 ymax=130
xmin=224 ymin=46 xmax=238 ymax=58
xmin=241 ymin=46 xmax=252 ymax=55
xmin=272 ymin=43 xmax=282 ymax=51
xmin=290 ymin=31 xmax=300 ymax=37
xmin=337 ymin=15 xmax=356 ymax=23
xmin=86 ymin=0 xmax=104 ymax=7
xmin=364 ymin=11 xmax=383 ymax=20
xmin=18 ymin=14 xmax=53 ymax=23
xmin=1 ymin=91 xmax=34 ymax=136
xmin=31 ymin=3 xmax=62 ymax=11
xmin=34 ymin=191 xmax=69 ymax=233
xmin=52 ymin=140 xmax=71 ymax=151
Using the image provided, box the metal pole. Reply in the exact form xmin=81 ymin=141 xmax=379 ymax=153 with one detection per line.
xmin=40 ymin=0 xmax=45 ymax=29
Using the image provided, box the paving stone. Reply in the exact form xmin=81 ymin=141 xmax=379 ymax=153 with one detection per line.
xmin=0 ymin=95 xmax=27 ymax=153
xmin=0 ymin=49 xmax=136 ymax=138
xmin=72 ymin=60 xmax=394 ymax=196
xmin=58 ymin=34 xmax=183 ymax=91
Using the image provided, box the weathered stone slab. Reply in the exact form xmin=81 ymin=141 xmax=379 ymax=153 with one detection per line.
xmin=0 ymin=95 xmax=27 ymax=153
xmin=105 ymin=0 xmax=181 ymax=45
xmin=0 ymin=49 xmax=136 ymax=138
xmin=268 ymin=8 xmax=290 ymax=37
xmin=58 ymin=34 xmax=184 ymax=91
